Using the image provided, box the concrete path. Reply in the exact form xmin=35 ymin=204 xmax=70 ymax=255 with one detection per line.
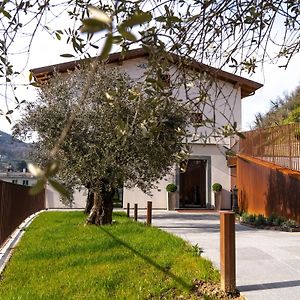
xmin=136 ymin=210 xmax=300 ymax=300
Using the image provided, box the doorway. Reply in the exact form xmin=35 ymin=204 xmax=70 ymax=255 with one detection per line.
xmin=179 ymin=159 xmax=207 ymax=208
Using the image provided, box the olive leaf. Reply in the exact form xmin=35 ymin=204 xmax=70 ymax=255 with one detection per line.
xmin=60 ymin=54 xmax=75 ymax=58
xmin=120 ymin=11 xmax=152 ymax=28
xmin=27 ymin=163 xmax=45 ymax=177
xmin=88 ymin=6 xmax=111 ymax=25
xmin=80 ymin=19 xmax=110 ymax=33
xmin=99 ymin=33 xmax=113 ymax=60
xmin=48 ymin=178 xmax=70 ymax=198
xmin=29 ymin=179 xmax=46 ymax=195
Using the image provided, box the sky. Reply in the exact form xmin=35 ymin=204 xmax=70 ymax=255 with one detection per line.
xmin=0 ymin=8 xmax=299 ymax=135
xmin=242 ymin=54 xmax=300 ymax=130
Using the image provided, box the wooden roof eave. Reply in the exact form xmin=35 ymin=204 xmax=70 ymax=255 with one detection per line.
xmin=30 ymin=48 xmax=263 ymax=96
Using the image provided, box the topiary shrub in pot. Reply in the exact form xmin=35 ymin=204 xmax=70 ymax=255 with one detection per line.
xmin=212 ymin=183 xmax=222 ymax=210
xmin=166 ymin=183 xmax=177 ymax=193
xmin=212 ymin=183 xmax=222 ymax=193
xmin=166 ymin=183 xmax=178 ymax=210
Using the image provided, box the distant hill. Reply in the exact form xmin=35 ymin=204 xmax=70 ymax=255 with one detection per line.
xmin=254 ymin=84 xmax=300 ymax=128
xmin=0 ymin=131 xmax=31 ymax=171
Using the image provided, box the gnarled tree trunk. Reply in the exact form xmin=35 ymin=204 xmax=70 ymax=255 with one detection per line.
xmin=86 ymin=180 xmax=114 ymax=225
xmin=84 ymin=190 xmax=94 ymax=214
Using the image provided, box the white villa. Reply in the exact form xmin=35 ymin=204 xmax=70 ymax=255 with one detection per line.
xmin=31 ymin=48 xmax=262 ymax=210
xmin=0 ymin=170 xmax=36 ymax=186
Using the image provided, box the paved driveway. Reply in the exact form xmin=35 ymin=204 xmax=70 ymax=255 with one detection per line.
xmin=136 ymin=210 xmax=300 ymax=300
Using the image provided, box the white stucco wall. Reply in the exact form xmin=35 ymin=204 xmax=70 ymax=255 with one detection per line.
xmin=45 ymin=184 xmax=87 ymax=209
xmin=113 ymin=57 xmax=242 ymax=133
xmin=123 ymin=143 xmax=232 ymax=210
xmin=109 ymin=57 xmax=147 ymax=84
xmin=123 ymin=174 xmax=173 ymax=209
xmin=119 ymin=57 xmax=239 ymax=210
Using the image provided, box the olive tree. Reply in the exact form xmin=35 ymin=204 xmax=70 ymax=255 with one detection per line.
xmin=15 ymin=63 xmax=189 ymax=225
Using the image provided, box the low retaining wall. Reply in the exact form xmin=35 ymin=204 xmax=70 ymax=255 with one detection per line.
xmin=237 ymin=154 xmax=300 ymax=223
xmin=45 ymin=184 xmax=86 ymax=209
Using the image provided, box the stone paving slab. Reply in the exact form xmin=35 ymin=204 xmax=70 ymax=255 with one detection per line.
xmin=134 ymin=209 xmax=300 ymax=300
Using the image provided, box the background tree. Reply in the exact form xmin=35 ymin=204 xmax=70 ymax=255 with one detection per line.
xmin=15 ymin=160 xmax=27 ymax=172
xmin=14 ymin=63 xmax=189 ymax=225
xmin=254 ymin=84 xmax=300 ymax=128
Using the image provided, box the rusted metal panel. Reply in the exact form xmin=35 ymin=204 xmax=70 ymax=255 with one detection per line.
xmin=0 ymin=181 xmax=45 ymax=246
xmin=227 ymin=156 xmax=237 ymax=167
xmin=237 ymin=154 xmax=300 ymax=223
xmin=230 ymin=166 xmax=237 ymax=189
xmin=220 ymin=211 xmax=236 ymax=293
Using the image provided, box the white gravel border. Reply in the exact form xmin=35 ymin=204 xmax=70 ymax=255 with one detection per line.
xmin=0 ymin=210 xmax=45 ymax=274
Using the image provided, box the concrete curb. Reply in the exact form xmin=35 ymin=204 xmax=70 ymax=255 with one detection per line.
xmin=0 ymin=210 xmax=45 ymax=274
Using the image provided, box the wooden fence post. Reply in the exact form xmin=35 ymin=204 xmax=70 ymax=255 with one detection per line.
xmin=271 ymin=129 xmax=275 ymax=163
xmin=134 ymin=203 xmax=138 ymax=221
xmin=220 ymin=211 xmax=236 ymax=293
xmin=288 ymin=125 xmax=292 ymax=169
xmin=146 ymin=201 xmax=152 ymax=225
xmin=126 ymin=203 xmax=130 ymax=218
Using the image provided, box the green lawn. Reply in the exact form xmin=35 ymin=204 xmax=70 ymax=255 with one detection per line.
xmin=0 ymin=211 xmax=219 ymax=299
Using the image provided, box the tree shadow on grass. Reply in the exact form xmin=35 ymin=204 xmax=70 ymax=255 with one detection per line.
xmin=99 ymin=226 xmax=191 ymax=290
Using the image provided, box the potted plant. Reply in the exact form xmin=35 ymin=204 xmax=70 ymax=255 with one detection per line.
xmin=166 ymin=183 xmax=178 ymax=210
xmin=212 ymin=183 xmax=222 ymax=210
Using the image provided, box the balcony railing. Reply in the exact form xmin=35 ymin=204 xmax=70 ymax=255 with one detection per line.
xmin=239 ymin=123 xmax=300 ymax=172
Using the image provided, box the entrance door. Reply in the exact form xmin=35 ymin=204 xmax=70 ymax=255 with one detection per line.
xmin=179 ymin=159 xmax=207 ymax=208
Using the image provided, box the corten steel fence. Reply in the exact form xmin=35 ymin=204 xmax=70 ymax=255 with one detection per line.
xmin=237 ymin=154 xmax=300 ymax=223
xmin=0 ymin=181 xmax=45 ymax=246
xmin=240 ymin=123 xmax=300 ymax=172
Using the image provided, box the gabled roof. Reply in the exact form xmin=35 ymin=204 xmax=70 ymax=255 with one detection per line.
xmin=30 ymin=48 xmax=263 ymax=98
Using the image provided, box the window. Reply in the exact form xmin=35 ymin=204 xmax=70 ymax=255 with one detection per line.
xmin=160 ymin=74 xmax=171 ymax=86
xmin=23 ymin=180 xmax=29 ymax=186
xmin=190 ymin=113 xmax=203 ymax=126
xmin=12 ymin=179 xmax=18 ymax=184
